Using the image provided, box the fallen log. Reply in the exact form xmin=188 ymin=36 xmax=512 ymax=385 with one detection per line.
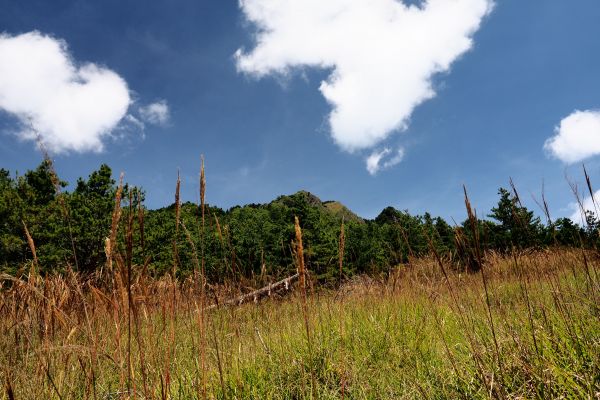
xmin=214 ymin=273 xmax=299 ymax=308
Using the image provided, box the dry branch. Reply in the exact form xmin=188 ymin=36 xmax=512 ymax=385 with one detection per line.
xmin=214 ymin=273 xmax=299 ymax=308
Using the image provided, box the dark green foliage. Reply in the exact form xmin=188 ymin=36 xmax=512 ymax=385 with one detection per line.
xmin=551 ymin=217 xmax=582 ymax=247
xmin=1 ymin=162 xmax=597 ymax=280
xmin=487 ymin=188 xmax=545 ymax=250
xmin=68 ymin=164 xmax=118 ymax=271
xmin=0 ymin=163 xmax=131 ymax=273
xmin=0 ymin=168 xmax=25 ymax=272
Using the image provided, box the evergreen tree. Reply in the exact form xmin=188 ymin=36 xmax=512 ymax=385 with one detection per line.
xmin=488 ymin=188 xmax=543 ymax=250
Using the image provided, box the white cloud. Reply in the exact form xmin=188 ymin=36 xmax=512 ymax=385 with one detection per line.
xmin=544 ymin=110 xmax=600 ymax=164
xmin=366 ymin=149 xmax=390 ymax=175
xmin=366 ymin=146 xmax=404 ymax=175
xmin=124 ymin=114 xmax=145 ymax=131
xmin=569 ymin=189 xmax=600 ymax=224
xmin=139 ymin=100 xmax=170 ymax=126
xmin=236 ymin=0 xmax=493 ymax=152
xmin=0 ymin=31 xmax=132 ymax=153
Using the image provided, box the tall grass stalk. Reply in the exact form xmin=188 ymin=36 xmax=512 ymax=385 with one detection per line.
xmin=199 ymin=155 xmax=207 ymax=400
xmin=463 ymin=187 xmax=503 ymax=377
xmin=294 ymin=216 xmax=316 ymax=398
xmin=22 ymin=220 xmax=38 ymax=271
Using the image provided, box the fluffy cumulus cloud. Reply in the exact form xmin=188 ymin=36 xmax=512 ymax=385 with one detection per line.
xmin=366 ymin=147 xmax=404 ymax=175
xmin=544 ymin=110 xmax=600 ymax=164
xmin=0 ymin=31 xmax=131 ymax=153
xmin=139 ymin=100 xmax=170 ymax=126
xmin=236 ymin=0 xmax=493 ymax=153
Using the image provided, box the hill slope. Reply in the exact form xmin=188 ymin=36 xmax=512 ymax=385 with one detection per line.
xmin=271 ymin=190 xmax=363 ymax=223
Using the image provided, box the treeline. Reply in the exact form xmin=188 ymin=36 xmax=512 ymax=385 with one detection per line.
xmin=1 ymin=161 xmax=597 ymax=280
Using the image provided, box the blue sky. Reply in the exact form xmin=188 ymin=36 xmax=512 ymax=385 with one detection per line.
xmin=1 ymin=0 xmax=600 ymax=223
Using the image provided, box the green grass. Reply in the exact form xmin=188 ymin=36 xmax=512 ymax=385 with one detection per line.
xmin=1 ymin=249 xmax=599 ymax=399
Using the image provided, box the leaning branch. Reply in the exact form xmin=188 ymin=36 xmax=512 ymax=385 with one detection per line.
xmin=212 ymin=273 xmax=299 ymax=308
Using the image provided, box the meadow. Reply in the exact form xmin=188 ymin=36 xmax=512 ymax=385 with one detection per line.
xmin=1 ymin=245 xmax=599 ymax=399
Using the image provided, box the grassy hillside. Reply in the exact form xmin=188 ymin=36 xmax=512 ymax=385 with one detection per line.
xmin=322 ymin=200 xmax=363 ymax=223
xmin=1 ymin=249 xmax=599 ymax=399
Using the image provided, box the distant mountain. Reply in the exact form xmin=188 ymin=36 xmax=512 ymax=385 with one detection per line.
xmin=271 ymin=190 xmax=364 ymax=223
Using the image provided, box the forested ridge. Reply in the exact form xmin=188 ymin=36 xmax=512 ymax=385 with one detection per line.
xmin=0 ymin=161 xmax=594 ymax=280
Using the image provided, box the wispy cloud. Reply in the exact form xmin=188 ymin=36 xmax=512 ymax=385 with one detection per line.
xmin=139 ymin=100 xmax=170 ymax=126
xmin=366 ymin=147 xmax=404 ymax=175
xmin=236 ymin=0 xmax=493 ymax=154
xmin=544 ymin=110 xmax=600 ymax=164
xmin=0 ymin=31 xmax=131 ymax=153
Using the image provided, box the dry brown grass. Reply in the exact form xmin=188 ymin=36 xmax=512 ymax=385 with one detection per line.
xmin=0 ymin=247 xmax=598 ymax=399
